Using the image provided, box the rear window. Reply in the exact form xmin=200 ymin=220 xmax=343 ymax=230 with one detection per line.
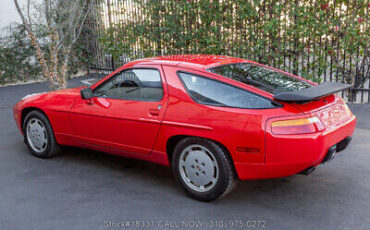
xmin=178 ymin=72 xmax=277 ymax=109
xmin=209 ymin=63 xmax=313 ymax=94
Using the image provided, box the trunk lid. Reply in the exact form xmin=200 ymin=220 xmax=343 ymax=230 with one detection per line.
xmin=273 ymin=82 xmax=353 ymax=131
xmin=288 ymin=95 xmax=354 ymax=131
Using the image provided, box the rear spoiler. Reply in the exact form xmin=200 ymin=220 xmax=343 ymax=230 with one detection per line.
xmin=273 ymin=82 xmax=352 ymax=102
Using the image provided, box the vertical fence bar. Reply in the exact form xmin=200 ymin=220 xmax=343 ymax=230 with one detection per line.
xmin=87 ymin=0 xmax=369 ymax=103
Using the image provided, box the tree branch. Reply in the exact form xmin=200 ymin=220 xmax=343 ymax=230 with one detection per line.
xmin=27 ymin=0 xmax=32 ymax=26
xmin=44 ymin=0 xmax=52 ymax=31
xmin=58 ymin=1 xmax=90 ymax=48
xmin=14 ymin=0 xmax=49 ymax=78
xmin=71 ymin=2 xmax=92 ymax=45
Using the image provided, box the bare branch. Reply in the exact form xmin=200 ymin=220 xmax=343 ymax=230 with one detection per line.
xmin=27 ymin=0 xmax=32 ymax=26
xmin=14 ymin=0 xmax=31 ymax=32
xmin=44 ymin=0 xmax=52 ymax=30
xmin=71 ymin=2 xmax=92 ymax=45
xmin=58 ymin=1 xmax=90 ymax=48
xmin=13 ymin=0 xmax=49 ymax=78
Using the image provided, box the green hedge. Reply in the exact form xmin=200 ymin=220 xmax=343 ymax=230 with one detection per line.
xmin=0 ymin=26 xmax=41 ymax=84
xmin=0 ymin=25 xmax=91 ymax=85
xmin=100 ymin=0 xmax=369 ymax=85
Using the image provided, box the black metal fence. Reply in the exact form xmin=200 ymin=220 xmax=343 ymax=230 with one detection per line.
xmin=87 ymin=0 xmax=369 ymax=103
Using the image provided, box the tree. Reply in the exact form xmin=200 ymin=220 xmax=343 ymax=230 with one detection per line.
xmin=13 ymin=0 xmax=92 ymax=90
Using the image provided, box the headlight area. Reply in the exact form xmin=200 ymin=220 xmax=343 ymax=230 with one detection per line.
xmin=13 ymin=105 xmax=23 ymax=133
xmin=271 ymin=117 xmax=325 ymax=135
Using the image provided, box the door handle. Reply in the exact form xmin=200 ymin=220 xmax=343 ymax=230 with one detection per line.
xmin=149 ymin=109 xmax=160 ymax=116
xmin=85 ymin=98 xmax=94 ymax=105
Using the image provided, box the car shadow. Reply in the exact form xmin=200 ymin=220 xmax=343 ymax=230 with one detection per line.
xmin=54 ymin=146 xmax=302 ymax=203
xmin=57 ymin=146 xmax=178 ymax=190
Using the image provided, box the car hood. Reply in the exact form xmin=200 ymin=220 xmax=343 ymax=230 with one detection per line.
xmin=16 ymin=87 xmax=85 ymax=112
xmin=22 ymin=87 xmax=84 ymax=100
xmin=48 ymin=87 xmax=85 ymax=96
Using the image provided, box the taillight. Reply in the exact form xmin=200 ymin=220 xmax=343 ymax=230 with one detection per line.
xmin=271 ymin=117 xmax=324 ymax=135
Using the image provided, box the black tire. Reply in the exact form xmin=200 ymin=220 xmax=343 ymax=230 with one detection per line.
xmin=23 ymin=110 xmax=61 ymax=158
xmin=172 ymin=137 xmax=238 ymax=201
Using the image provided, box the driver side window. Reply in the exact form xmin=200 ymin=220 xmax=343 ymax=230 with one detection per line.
xmin=93 ymin=69 xmax=163 ymax=102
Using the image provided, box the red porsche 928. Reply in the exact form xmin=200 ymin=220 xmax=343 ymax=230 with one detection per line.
xmin=13 ymin=55 xmax=356 ymax=201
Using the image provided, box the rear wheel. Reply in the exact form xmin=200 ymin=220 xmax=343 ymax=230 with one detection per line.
xmin=23 ymin=110 xmax=61 ymax=158
xmin=172 ymin=137 xmax=238 ymax=201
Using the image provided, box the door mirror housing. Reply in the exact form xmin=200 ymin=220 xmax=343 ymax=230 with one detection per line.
xmin=81 ymin=88 xmax=93 ymax=99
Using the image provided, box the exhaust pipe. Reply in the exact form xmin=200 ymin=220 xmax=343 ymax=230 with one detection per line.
xmin=299 ymin=166 xmax=316 ymax=175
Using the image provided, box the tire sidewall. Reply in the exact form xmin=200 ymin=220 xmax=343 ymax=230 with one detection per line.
xmin=172 ymin=137 xmax=234 ymax=201
xmin=23 ymin=111 xmax=54 ymax=158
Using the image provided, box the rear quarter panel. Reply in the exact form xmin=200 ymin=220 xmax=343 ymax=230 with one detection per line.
xmin=153 ymin=66 xmax=303 ymax=166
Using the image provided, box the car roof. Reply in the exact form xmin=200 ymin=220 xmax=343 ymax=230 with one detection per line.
xmin=127 ymin=54 xmax=249 ymax=70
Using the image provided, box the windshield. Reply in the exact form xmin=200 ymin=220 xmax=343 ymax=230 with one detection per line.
xmin=209 ymin=63 xmax=313 ymax=94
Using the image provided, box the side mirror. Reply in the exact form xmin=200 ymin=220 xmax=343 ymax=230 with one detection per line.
xmin=81 ymin=88 xmax=93 ymax=99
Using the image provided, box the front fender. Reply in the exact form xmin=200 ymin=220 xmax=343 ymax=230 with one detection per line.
xmin=13 ymin=88 xmax=82 ymax=137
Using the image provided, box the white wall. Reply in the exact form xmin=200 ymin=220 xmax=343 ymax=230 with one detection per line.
xmin=0 ymin=0 xmax=39 ymax=34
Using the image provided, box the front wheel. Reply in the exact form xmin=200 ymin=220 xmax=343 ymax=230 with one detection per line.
xmin=172 ymin=137 xmax=238 ymax=201
xmin=23 ymin=110 xmax=61 ymax=158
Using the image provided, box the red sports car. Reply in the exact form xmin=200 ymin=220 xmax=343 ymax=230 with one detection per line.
xmin=13 ymin=55 xmax=356 ymax=201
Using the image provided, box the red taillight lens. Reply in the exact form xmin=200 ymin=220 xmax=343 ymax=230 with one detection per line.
xmin=271 ymin=117 xmax=324 ymax=135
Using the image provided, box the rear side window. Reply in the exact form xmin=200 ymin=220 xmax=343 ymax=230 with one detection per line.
xmin=178 ymin=72 xmax=277 ymax=109
xmin=209 ymin=63 xmax=313 ymax=94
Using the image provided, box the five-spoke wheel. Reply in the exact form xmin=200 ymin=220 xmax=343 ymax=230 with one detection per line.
xmin=179 ymin=144 xmax=219 ymax=193
xmin=23 ymin=110 xmax=61 ymax=158
xmin=172 ymin=137 xmax=238 ymax=201
xmin=26 ymin=118 xmax=48 ymax=153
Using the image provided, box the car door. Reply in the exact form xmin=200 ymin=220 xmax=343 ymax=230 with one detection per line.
xmin=69 ymin=66 xmax=168 ymax=154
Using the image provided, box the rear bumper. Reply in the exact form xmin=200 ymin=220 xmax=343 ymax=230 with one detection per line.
xmin=320 ymin=136 xmax=352 ymax=164
xmin=235 ymin=116 xmax=356 ymax=180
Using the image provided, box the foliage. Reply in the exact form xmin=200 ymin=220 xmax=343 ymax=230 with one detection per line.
xmin=0 ymin=23 xmax=92 ymax=85
xmin=13 ymin=0 xmax=92 ymax=90
xmin=100 ymin=0 xmax=369 ymax=90
xmin=0 ymin=25 xmax=41 ymax=84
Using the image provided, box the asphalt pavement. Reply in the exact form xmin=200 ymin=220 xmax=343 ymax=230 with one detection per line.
xmin=0 ymin=75 xmax=369 ymax=230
